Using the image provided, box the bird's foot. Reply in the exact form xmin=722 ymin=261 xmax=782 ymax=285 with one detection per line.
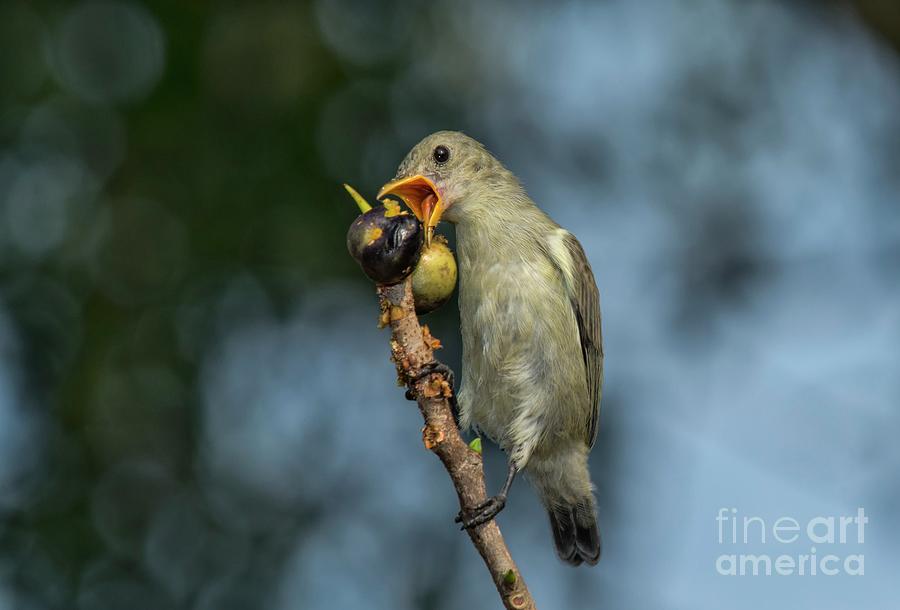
xmin=404 ymin=360 xmax=459 ymax=425
xmin=455 ymin=494 xmax=507 ymax=530
xmin=406 ymin=360 xmax=454 ymax=388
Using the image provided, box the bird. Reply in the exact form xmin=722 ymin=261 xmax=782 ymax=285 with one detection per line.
xmin=378 ymin=131 xmax=603 ymax=566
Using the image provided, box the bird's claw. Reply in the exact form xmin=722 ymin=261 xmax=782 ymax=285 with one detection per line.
xmin=408 ymin=360 xmax=454 ymax=387
xmin=455 ymin=494 xmax=507 ymax=530
xmin=404 ymin=360 xmax=460 ymax=426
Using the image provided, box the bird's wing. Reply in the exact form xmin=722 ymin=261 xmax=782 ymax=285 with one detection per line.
xmin=549 ymin=230 xmax=603 ymax=448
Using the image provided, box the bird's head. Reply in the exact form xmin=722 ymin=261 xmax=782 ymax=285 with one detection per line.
xmin=378 ymin=131 xmax=510 ymax=245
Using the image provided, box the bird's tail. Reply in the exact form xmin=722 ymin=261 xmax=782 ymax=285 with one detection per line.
xmin=527 ymin=445 xmax=601 ymax=565
xmin=547 ymin=498 xmax=601 ymax=566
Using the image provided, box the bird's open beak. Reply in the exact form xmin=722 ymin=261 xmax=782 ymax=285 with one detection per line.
xmin=377 ymin=175 xmax=443 ymax=246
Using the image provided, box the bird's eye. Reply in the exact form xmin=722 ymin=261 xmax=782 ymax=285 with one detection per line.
xmin=433 ymin=145 xmax=450 ymax=164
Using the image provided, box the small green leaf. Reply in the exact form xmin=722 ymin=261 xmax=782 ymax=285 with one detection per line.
xmin=344 ymin=183 xmax=372 ymax=213
xmin=468 ymin=437 xmax=482 ymax=454
xmin=503 ymin=569 xmax=517 ymax=585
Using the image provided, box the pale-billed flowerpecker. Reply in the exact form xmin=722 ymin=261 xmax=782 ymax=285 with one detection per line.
xmin=379 ymin=131 xmax=603 ymax=566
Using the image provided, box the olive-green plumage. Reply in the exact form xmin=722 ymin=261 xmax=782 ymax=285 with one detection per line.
xmin=388 ymin=131 xmax=603 ymax=566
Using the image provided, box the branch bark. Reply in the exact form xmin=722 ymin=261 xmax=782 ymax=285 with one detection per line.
xmin=377 ymin=279 xmax=536 ymax=610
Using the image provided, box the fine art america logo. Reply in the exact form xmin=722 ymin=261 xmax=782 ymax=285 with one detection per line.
xmin=715 ymin=508 xmax=867 ymax=576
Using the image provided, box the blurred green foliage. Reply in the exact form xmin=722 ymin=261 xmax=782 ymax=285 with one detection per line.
xmin=0 ymin=2 xmax=462 ymax=602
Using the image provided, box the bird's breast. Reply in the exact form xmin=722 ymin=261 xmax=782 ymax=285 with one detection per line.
xmin=454 ymin=239 xmax=586 ymax=449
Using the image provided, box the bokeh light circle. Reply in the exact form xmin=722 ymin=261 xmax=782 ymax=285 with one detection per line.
xmin=52 ymin=1 xmax=165 ymax=103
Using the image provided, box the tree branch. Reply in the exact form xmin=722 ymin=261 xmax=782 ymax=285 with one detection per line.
xmin=377 ymin=279 xmax=536 ymax=610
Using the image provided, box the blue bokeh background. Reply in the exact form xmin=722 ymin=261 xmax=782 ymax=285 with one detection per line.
xmin=0 ymin=1 xmax=898 ymax=608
